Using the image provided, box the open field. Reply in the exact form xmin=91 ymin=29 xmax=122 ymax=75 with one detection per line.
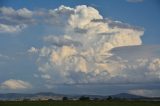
xmin=0 ymin=101 xmax=160 ymax=106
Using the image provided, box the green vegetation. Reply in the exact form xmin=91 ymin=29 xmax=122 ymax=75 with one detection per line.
xmin=0 ymin=101 xmax=160 ymax=106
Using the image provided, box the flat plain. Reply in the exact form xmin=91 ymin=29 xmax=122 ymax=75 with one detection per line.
xmin=0 ymin=101 xmax=160 ymax=106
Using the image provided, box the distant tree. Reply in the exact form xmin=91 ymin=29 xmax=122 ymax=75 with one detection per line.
xmin=107 ymin=96 xmax=112 ymax=101
xmin=38 ymin=99 xmax=41 ymax=101
xmin=79 ymin=96 xmax=90 ymax=101
xmin=23 ymin=98 xmax=30 ymax=101
xmin=63 ymin=97 xmax=68 ymax=101
xmin=93 ymin=98 xmax=99 ymax=101
xmin=48 ymin=99 xmax=54 ymax=101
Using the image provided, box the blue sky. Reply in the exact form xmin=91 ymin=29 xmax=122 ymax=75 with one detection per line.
xmin=0 ymin=0 xmax=160 ymax=97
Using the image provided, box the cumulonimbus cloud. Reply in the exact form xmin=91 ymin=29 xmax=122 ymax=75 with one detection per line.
xmin=28 ymin=5 xmax=160 ymax=85
xmin=5 ymin=5 xmax=155 ymax=86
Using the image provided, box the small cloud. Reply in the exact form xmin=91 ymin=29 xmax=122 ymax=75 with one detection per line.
xmin=41 ymin=74 xmax=51 ymax=80
xmin=126 ymin=0 xmax=144 ymax=3
xmin=33 ymin=74 xmax=39 ymax=78
xmin=0 ymin=54 xmax=10 ymax=59
xmin=0 ymin=79 xmax=32 ymax=90
xmin=0 ymin=54 xmax=14 ymax=62
xmin=28 ymin=47 xmax=38 ymax=54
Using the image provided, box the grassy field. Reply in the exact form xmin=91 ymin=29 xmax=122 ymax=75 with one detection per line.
xmin=0 ymin=101 xmax=160 ymax=106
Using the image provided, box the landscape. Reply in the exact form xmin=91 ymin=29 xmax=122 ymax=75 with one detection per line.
xmin=0 ymin=0 xmax=160 ymax=105
xmin=0 ymin=92 xmax=160 ymax=106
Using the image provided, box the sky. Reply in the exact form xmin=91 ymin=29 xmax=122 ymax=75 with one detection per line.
xmin=0 ymin=0 xmax=160 ymax=97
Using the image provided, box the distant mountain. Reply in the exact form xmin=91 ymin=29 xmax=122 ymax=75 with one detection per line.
xmin=0 ymin=93 xmax=32 ymax=99
xmin=111 ymin=93 xmax=147 ymax=99
xmin=34 ymin=92 xmax=63 ymax=96
xmin=0 ymin=92 xmax=154 ymax=101
xmin=0 ymin=92 xmax=64 ymax=100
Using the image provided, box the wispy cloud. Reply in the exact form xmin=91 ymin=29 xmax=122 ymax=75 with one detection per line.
xmin=126 ymin=0 xmax=144 ymax=3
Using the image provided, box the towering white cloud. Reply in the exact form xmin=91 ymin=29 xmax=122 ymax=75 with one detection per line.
xmin=30 ymin=5 xmax=150 ymax=85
